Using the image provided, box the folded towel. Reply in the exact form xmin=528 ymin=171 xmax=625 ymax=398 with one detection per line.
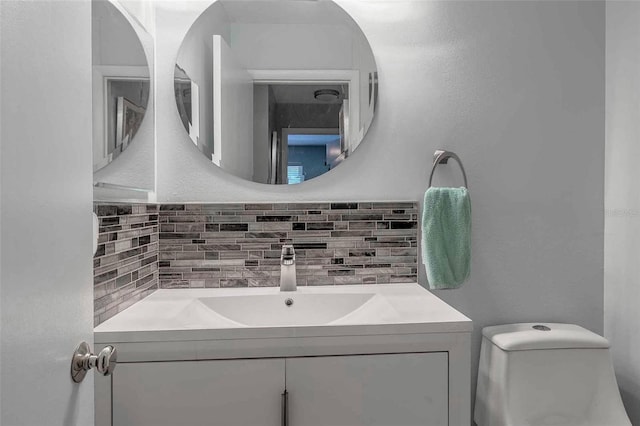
xmin=422 ymin=187 xmax=471 ymax=289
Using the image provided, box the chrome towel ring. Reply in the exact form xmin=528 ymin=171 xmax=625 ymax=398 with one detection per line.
xmin=428 ymin=150 xmax=468 ymax=188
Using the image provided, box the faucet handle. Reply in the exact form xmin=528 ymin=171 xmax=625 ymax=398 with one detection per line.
xmin=282 ymin=244 xmax=295 ymax=255
xmin=281 ymin=244 xmax=295 ymax=265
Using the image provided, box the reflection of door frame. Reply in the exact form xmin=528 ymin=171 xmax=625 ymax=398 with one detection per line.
xmin=175 ymin=77 xmax=200 ymax=147
xmin=92 ymin=65 xmax=149 ymax=171
xmin=248 ymin=69 xmax=359 ymax=153
xmin=282 ymin=128 xmax=340 ymax=184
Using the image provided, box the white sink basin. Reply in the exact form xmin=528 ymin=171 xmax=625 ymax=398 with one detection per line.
xmin=195 ymin=293 xmax=376 ymax=327
xmin=94 ymin=284 xmax=473 ymax=339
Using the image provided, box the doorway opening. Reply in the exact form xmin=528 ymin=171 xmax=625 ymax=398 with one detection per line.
xmin=253 ymin=82 xmax=350 ymax=184
xmin=284 ymin=131 xmax=343 ymax=184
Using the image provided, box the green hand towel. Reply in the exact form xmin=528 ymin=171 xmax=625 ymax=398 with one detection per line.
xmin=422 ymin=187 xmax=471 ymax=289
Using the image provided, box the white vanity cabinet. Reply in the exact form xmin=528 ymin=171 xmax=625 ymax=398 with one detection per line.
xmin=286 ymin=352 xmax=448 ymax=426
xmin=112 ymin=358 xmax=285 ymax=426
xmin=109 ymin=352 xmax=448 ymax=426
xmin=94 ymin=284 xmax=472 ymax=425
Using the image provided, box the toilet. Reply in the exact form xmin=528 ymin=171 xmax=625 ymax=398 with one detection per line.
xmin=474 ymin=323 xmax=631 ymax=426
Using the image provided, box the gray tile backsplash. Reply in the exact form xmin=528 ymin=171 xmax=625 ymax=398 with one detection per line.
xmin=158 ymin=202 xmax=418 ymax=289
xmin=93 ymin=204 xmax=159 ymax=325
xmin=93 ymin=201 xmax=418 ymax=325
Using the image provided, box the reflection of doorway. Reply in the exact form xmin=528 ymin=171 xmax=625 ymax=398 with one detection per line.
xmin=253 ymin=82 xmax=350 ymax=184
xmin=282 ymin=129 xmax=342 ymax=185
xmin=105 ymin=79 xmax=149 ymax=156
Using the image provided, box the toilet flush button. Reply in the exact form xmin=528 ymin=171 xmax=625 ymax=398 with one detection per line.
xmin=533 ymin=325 xmax=551 ymax=331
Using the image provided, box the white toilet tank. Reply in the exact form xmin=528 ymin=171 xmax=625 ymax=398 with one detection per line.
xmin=474 ymin=323 xmax=631 ymax=426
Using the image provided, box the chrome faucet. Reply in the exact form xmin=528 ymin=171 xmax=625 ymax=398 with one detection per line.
xmin=280 ymin=244 xmax=296 ymax=292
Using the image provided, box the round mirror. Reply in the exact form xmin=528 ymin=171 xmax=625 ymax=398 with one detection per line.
xmin=174 ymin=0 xmax=378 ymax=184
xmin=92 ymin=0 xmax=150 ymax=172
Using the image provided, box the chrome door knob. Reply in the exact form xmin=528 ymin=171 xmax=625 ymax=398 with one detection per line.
xmin=71 ymin=341 xmax=118 ymax=383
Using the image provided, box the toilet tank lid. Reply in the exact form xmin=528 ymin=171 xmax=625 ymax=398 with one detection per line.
xmin=482 ymin=323 xmax=610 ymax=351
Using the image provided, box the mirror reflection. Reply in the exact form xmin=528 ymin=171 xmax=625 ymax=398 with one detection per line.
xmin=92 ymin=0 xmax=150 ymax=172
xmin=174 ymin=0 xmax=378 ymax=184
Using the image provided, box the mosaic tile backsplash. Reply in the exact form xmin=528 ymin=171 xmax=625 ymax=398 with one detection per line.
xmin=93 ymin=201 xmax=418 ymax=325
xmin=93 ymin=204 xmax=159 ymax=325
xmin=158 ymin=202 xmax=418 ymax=289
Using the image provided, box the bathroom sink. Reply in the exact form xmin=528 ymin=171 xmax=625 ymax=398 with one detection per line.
xmin=94 ymin=284 xmax=473 ymax=338
xmin=195 ymin=293 xmax=376 ymax=327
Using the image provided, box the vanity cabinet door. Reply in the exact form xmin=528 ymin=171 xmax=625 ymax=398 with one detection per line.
xmin=286 ymin=352 xmax=448 ymax=426
xmin=112 ymin=358 xmax=285 ymax=426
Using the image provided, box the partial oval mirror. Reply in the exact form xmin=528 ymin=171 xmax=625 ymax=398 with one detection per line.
xmin=175 ymin=0 xmax=378 ymax=184
xmin=92 ymin=0 xmax=150 ymax=172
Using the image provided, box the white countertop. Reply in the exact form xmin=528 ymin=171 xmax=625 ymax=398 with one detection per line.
xmin=95 ymin=283 xmax=472 ymax=344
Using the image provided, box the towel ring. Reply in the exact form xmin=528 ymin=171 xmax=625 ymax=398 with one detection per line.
xmin=428 ymin=150 xmax=468 ymax=188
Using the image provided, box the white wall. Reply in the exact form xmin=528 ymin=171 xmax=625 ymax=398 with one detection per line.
xmin=156 ymin=2 xmax=605 ymax=417
xmin=605 ymin=2 xmax=640 ymax=424
xmin=230 ymin=23 xmax=353 ymax=70
xmin=119 ymin=0 xmax=156 ymax=38
xmin=1 ymin=1 xmax=94 ymax=424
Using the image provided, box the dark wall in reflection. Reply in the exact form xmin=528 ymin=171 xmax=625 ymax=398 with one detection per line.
xmin=288 ymin=145 xmax=330 ymax=181
xmin=274 ymin=103 xmax=341 ymax=130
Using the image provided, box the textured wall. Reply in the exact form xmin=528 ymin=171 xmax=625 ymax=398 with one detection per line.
xmin=158 ymin=202 xmax=417 ymax=289
xmin=93 ymin=204 xmax=159 ymax=325
xmin=605 ymin=2 xmax=640 ymax=423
